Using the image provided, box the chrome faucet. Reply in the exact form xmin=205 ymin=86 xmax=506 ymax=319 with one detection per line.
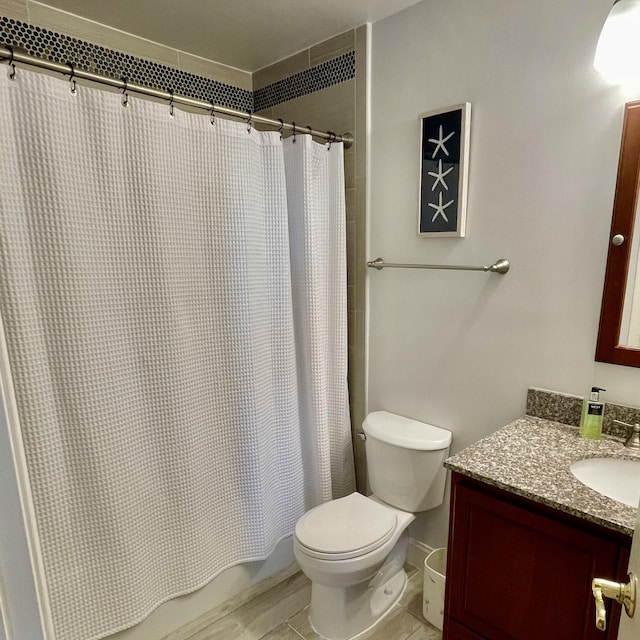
xmin=613 ymin=420 xmax=640 ymax=449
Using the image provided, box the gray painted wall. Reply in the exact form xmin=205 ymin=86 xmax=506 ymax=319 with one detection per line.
xmin=368 ymin=0 xmax=640 ymax=547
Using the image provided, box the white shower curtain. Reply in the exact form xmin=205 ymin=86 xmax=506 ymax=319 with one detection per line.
xmin=0 ymin=70 xmax=354 ymax=640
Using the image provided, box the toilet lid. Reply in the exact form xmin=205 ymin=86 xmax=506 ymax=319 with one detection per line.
xmin=295 ymin=493 xmax=396 ymax=560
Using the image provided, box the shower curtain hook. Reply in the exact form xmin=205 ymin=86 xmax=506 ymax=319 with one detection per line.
xmin=326 ymin=131 xmax=334 ymax=150
xmin=121 ymin=77 xmax=129 ymax=107
xmin=7 ymin=46 xmax=16 ymax=81
xmin=210 ymin=105 xmax=215 ymax=126
xmin=306 ymin=125 xmax=312 ymax=139
xmin=292 ymin=122 xmax=296 ymax=143
xmin=68 ymin=63 xmax=77 ymax=95
xmin=168 ymin=90 xmax=175 ymax=118
xmin=277 ymin=119 xmax=284 ymax=140
xmin=246 ymin=110 xmax=252 ymax=133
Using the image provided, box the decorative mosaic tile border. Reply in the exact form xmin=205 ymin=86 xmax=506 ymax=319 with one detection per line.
xmin=0 ymin=15 xmax=253 ymax=111
xmin=253 ymin=51 xmax=355 ymax=112
xmin=0 ymin=16 xmax=355 ymax=115
xmin=526 ymin=387 xmax=640 ymax=440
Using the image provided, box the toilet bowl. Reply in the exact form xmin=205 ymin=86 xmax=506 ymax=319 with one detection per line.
xmin=294 ymin=411 xmax=452 ymax=640
xmin=294 ymin=493 xmax=415 ymax=640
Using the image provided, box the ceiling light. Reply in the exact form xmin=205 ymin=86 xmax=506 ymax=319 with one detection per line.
xmin=594 ymin=0 xmax=640 ymax=85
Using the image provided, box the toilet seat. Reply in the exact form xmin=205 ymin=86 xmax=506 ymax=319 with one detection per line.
xmin=294 ymin=493 xmax=397 ymax=560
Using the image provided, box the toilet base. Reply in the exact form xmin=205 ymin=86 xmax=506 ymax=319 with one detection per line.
xmin=309 ymin=567 xmax=407 ymax=640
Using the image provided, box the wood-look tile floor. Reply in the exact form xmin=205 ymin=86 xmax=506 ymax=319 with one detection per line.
xmin=167 ymin=565 xmax=442 ymax=640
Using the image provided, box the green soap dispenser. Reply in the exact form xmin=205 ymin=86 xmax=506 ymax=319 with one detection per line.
xmin=580 ymin=387 xmax=606 ymax=439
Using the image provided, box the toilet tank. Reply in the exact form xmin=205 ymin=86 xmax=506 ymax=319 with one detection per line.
xmin=363 ymin=411 xmax=452 ymax=512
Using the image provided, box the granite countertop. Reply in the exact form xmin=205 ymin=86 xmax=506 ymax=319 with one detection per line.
xmin=444 ymin=416 xmax=640 ymax=537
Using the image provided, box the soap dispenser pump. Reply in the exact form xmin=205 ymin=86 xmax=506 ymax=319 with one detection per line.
xmin=580 ymin=387 xmax=606 ymax=440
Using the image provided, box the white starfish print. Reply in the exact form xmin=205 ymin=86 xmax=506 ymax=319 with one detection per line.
xmin=428 ymin=125 xmax=455 ymax=158
xmin=428 ymin=191 xmax=454 ymax=223
xmin=427 ymin=159 xmax=454 ymax=191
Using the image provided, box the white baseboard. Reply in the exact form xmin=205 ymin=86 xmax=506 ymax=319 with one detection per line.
xmin=406 ymin=538 xmax=434 ymax=570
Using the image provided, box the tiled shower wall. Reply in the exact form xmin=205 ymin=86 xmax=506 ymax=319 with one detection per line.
xmin=0 ymin=1 xmax=253 ymax=100
xmin=0 ymin=1 xmax=368 ymax=491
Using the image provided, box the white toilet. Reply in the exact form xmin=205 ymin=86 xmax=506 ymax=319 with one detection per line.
xmin=293 ymin=410 xmax=452 ymax=640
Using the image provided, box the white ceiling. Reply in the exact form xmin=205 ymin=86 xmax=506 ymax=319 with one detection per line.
xmin=37 ymin=0 xmax=422 ymax=72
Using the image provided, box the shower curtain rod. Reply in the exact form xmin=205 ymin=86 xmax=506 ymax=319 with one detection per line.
xmin=0 ymin=45 xmax=354 ymax=148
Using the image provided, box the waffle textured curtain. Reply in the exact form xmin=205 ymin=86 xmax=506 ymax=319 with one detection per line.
xmin=0 ymin=69 xmax=354 ymax=640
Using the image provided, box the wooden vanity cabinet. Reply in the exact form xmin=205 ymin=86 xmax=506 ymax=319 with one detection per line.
xmin=443 ymin=473 xmax=631 ymax=640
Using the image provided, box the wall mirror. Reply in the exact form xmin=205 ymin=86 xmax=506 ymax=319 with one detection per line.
xmin=596 ymin=100 xmax=640 ymax=366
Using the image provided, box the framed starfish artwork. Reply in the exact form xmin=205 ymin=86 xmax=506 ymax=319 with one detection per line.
xmin=418 ymin=103 xmax=471 ymax=237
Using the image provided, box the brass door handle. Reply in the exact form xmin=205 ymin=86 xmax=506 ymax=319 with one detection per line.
xmin=591 ymin=573 xmax=637 ymax=631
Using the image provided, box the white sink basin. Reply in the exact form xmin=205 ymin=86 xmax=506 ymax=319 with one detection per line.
xmin=570 ymin=457 xmax=640 ymax=507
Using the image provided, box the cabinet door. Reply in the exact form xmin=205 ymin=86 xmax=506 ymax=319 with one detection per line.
xmin=445 ymin=618 xmax=485 ymax=640
xmin=446 ymin=481 xmax=623 ymax=640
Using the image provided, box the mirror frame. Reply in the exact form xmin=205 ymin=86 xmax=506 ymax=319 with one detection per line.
xmin=596 ymin=100 xmax=640 ymax=366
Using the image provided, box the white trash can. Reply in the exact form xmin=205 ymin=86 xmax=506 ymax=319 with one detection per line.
xmin=423 ymin=547 xmax=447 ymax=630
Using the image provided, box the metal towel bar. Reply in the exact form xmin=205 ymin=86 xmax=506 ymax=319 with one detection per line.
xmin=366 ymin=257 xmax=510 ymax=274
